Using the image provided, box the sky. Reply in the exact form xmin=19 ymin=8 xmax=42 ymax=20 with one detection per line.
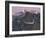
xmin=12 ymin=6 xmax=40 ymax=16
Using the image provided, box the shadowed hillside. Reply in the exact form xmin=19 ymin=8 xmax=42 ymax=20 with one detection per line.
xmin=12 ymin=11 xmax=40 ymax=31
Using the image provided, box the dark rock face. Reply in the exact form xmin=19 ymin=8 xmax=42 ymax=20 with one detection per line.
xmin=23 ymin=11 xmax=34 ymax=22
xmin=12 ymin=11 xmax=40 ymax=31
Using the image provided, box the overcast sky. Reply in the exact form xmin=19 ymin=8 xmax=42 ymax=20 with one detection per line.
xmin=12 ymin=6 xmax=40 ymax=16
